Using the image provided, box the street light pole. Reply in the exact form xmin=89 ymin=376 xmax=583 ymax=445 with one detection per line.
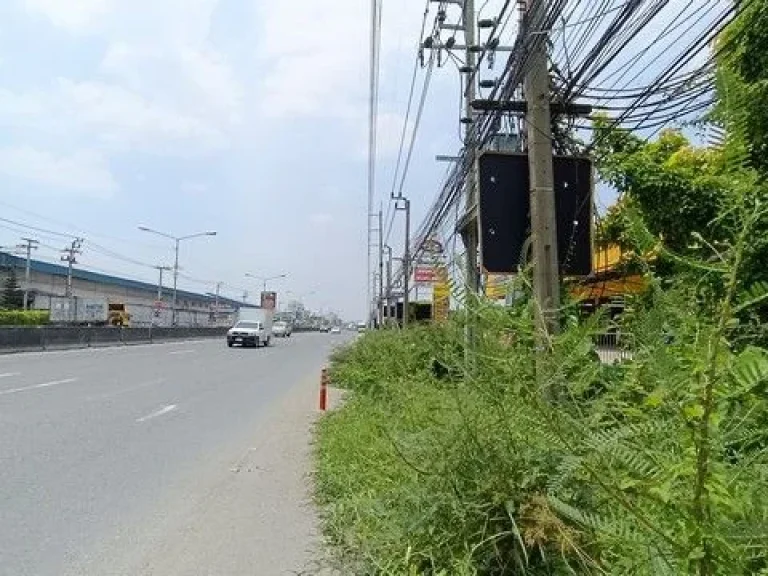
xmin=245 ymin=273 xmax=288 ymax=295
xmin=138 ymin=226 xmax=217 ymax=327
xmin=172 ymin=238 xmax=180 ymax=325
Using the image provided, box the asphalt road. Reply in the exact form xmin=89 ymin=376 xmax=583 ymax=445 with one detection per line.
xmin=0 ymin=333 xmax=347 ymax=576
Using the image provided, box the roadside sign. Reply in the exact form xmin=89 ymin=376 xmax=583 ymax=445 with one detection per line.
xmin=414 ymin=266 xmax=436 ymax=284
xmin=261 ymin=291 xmax=277 ymax=310
xmin=486 ymin=274 xmax=510 ymax=300
xmin=421 ymin=237 xmax=444 ymax=254
xmin=432 ymin=266 xmax=450 ymax=322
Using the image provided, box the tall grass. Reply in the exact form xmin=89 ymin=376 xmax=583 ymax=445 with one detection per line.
xmin=315 ymin=269 xmax=768 ymax=574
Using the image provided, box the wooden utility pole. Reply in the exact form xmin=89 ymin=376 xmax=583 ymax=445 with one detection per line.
xmin=524 ymin=2 xmax=559 ymax=339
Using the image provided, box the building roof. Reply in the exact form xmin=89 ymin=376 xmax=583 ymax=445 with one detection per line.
xmin=0 ymin=252 xmax=247 ymax=308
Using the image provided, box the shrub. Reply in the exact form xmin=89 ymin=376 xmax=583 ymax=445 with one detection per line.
xmin=0 ymin=310 xmax=50 ymax=326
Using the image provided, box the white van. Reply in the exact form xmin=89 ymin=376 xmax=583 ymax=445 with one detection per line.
xmin=227 ymin=308 xmax=274 ymax=348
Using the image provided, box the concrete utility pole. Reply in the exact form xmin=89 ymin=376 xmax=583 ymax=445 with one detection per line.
xmin=463 ymin=0 xmax=480 ymax=297
xmin=524 ymin=1 xmax=560 ymax=338
xmin=384 ymin=244 xmax=393 ymax=325
xmin=215 ymin=281 xmax=222 ymax=312
xmin=396 ymin=198 xmax=411 ymax=327
xmin=17 ymin=238 xmax=38 ymax=310
xmin=154 ymin=265 xmax=172 ymax=300
xmin=378 ymin=210 xmax=384 ymax=326
xmin=60 ymin=238 xmax=83 ymax=298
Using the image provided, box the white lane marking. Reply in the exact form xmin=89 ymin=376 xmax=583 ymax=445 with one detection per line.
xmin=136 ymin=404 xmax=178 ymax=423
xmin=168 ymin=350 xmax=195 ymax=356
xmin=0 ymin=378 xmax=78 ymax=396
xmin=0 ymin=372 xmax=20 ymax=379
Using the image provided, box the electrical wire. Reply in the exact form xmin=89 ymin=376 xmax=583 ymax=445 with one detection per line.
xmin=396 ymin=0 xmax=742 ymax=287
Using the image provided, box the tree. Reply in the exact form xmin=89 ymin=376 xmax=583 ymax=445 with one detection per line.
xmin=594 ymin=121 xmax=732 ymax=248
xmin=1 ymin=268 xmax=24 ymax=310
xmin=716 ymin=0 xmax=768 ymax=175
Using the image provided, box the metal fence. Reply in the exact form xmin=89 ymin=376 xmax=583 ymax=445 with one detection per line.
xmin=0 ymin=326 xmax=228 ymax=354
xmin=595 ymin=331 xmax=633 ymax=364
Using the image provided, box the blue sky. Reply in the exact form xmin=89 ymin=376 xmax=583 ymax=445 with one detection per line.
xmin=0 ymin=0 xmax=719 ymax=318
xmin=0 ymin=0 xmax=461 ymax=319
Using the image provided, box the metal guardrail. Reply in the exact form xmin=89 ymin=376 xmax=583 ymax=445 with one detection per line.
xmin=0 ymin=326 xmax=229 ymax=354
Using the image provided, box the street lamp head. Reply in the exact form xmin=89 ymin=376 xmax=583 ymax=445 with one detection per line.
xmin=205 ymin=231 xmax=217 ymax=236
xmin=138 ymin=225 xmax=151 ymax=232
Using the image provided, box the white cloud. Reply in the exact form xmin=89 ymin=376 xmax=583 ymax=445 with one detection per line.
xmin=57 ymin=78 xmax=225 ymax=147
xmin=16 ymin=0 xmax=243 ymax=152
xmin=0 ymin=146 xmax=118 ymax=196
xmin=309 ymin=213 xmax=334 ymax=225
xmin=255 ymin=0 xmax=424 ymax=122
xmin=256 ymin=0 xmax=371 ymax=119
xmin=374 ymin=112 xmax=413 ymax=158
xmin=0 ymin=80 xmax=227 ymax=153
xmin=181 ymin=182 xmax=207 ymax=195
xmin=24 ymin=0 xmax=112 ymax=31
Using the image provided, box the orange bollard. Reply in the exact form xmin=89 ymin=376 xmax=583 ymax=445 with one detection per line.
xmin=319 ymin=368 xmax=328 ymax=411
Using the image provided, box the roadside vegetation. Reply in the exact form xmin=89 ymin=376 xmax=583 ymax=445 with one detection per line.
xmin=0 ymin=310 xmax=49 ymax=326
xmin=0 ymin=268 xmax=47 ymax=325
xmin=314 ymin=5 xmax=768 ymax=575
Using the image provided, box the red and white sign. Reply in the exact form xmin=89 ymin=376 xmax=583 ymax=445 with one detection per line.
xmin=260 ymin=291 xmax=277 ymax=310
xmin=414 ymin=267 xmax=436 ymax=284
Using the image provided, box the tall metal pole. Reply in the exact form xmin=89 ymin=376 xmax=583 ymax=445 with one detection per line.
xmin=172 ymin=239 xmax=180 ymax=326
xmin=367 ymin=0 xmax=381 ymax=327
xmin=19 ymin=238 xmax=38 ymax=310
xmin=524 ymin=1 xmax=560 ymax=338
xmin=402 ymin=198 xmax=411 ymax=328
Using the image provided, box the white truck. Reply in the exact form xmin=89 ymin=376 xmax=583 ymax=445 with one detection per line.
xmin=49 ymin=297 xmax=109 ymax=325
xmin=226 ymin=308 xmax=274 ymax=348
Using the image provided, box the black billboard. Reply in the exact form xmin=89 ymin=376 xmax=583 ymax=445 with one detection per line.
xmin=477 ymin=152 xmax=593 ymax=276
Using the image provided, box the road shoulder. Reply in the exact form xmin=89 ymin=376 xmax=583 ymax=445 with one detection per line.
xmin=136 ymin=373 xmax=325 ymax=576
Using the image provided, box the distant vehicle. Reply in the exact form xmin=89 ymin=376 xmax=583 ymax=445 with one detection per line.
xmin=273 ymin=321 xmax=292 ymax=338
xmin=49 ymin=297 xmax=131 ymax=326
xmin=357 ymin=322 xmax=367 ymax=333
xmin=227 ymin=308 xmax=274 ymax=348
xmin=108 ymin=303 xmax=131 ymax=327
xmin=330 ymin=326 xmax=341 ymax=334
xmin=320 ymin=325 xmax=331 ymax=333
